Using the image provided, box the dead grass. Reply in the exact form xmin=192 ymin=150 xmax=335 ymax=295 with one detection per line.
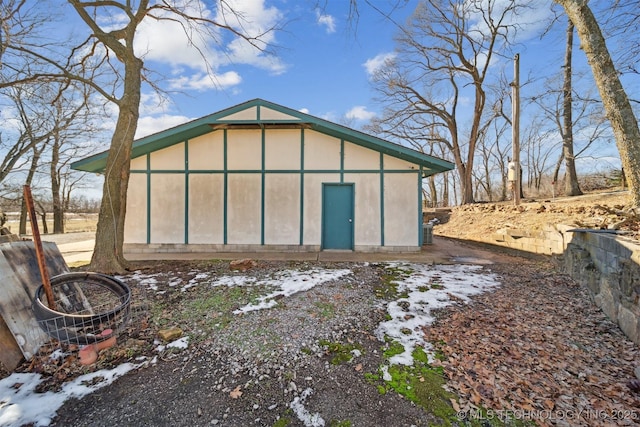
xmin=433 ymin=189 xmax=638 ymax=242
xmin=4 ymin=213 xmax=97 ymax=236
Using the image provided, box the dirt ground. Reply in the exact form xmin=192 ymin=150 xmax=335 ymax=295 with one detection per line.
xmin=2 ymin=188 xmax=639 ymax=426
xmin=432 ymin=189 xmax=638 ymax=242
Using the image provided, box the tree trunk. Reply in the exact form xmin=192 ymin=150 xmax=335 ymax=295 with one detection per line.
xmin=20 ymin=145 xmax=45 ymax=235
xmin=557 ymin=0 xmax=640 ymax=207
xmin=442 ymin=172 xmax=449 ymax=207
xmin=35 ymin=200 xmax=48 ymax=235
xmin=428 ymin=175 xmax=437 ymax=208
xmin=51 ymin=129 xmax=64 ymax=233
xmin=90 ymin=57 xmax=142 ymax=274
xmin=562 ymin=18 xmax=583 ymax=197
xmin=552 ymin=152 xmax=564 ymax=186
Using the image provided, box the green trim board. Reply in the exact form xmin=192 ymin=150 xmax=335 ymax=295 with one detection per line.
xmin=223 ymin=129 xmax=228 ymax=245
xmin=97 ymin=100 xmax=438 ymax=249
xmin=72 ymin=99 xmax=454 ymax=176
xmin=184 ymin=140 xmax=189 ymax=244
xmin=261 ymin=128 xmax=266 ymax=245
xmin=134 ymin=166 xmax=422 ymax=248
xmin=299 ymin=128 xmax=305 ymax=245
xmin=146 ymin=154 xmax=151 ymax=244
xmin=130 ymin=169 xmax=419 ymax=174
xmin=379 ymin=152 xmax=385 ymax=246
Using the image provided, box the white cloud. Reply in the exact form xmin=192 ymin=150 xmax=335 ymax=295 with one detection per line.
xmin=320 ymin=111 xmax=339 ymax=122
xmin=464 ymin=1 xmax=555 ymax=51
xmin=346 ymin=106 xmax=376 ymax=121
xmin=135 ymin=114 xmax=193 ymax=139
xmin=299 ymin=108 xmax=310 ymax=114
xmin=132 ymin=0 xmax=286 ymax=87
xmin=168 ymin=71 xmax=242 ymax=91
xmin=215 ymin=0 xmax=287 ymax=74
xmin=363 ymin=52 xmax=396 ymax=77
xmin=316 ymin=9 xmax=336 ymax=34
xmin=139 ymin=92 xmax=173 ymax=116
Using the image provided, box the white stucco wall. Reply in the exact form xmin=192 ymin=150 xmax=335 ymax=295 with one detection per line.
xmin=130 ymin=155 xmax=147 ymax=171
xmin=189 ymin=132 xmax=224 ymax=170
xmin=259 ymin=107 xmax=300 ymax=121
xmin=188 ymin=174 xmax=224 ymax=244
xmin=124 ymin=123 xmax=428 ymax=252
xmin=304 ymin=131 xmax=341 ymax=170
xmin=227 ymin=173 xmax=261 ymax=244
xmin=150 ymin=143 xmax=184 ymax=170
xmin=264 ymin=174 xmax=300 ymax=244
xmin=221 ymin=106 xmax=257 ymax=121
xmin=345 ymin=173 xmax=381 ymax=246
xmin=383 ymin=173 xmax=419 ymax=246
xmin=344 ymin=141 xmax=380 ymax=170
xmin=265 ymin=130 xmax=301 ymax=170
xmin=227 ymin=130 xmax=261 ymax=170
xmin=150 ymin=174 xmax=185 ymax=243
xmin=124 ymin=173 xmax=147 ymax=244
xmin=383 ymin=154 xmax=417 ymax=171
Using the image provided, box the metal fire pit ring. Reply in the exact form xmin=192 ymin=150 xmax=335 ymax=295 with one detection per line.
xmin=32 ymin=272 xmax=131 ymax=345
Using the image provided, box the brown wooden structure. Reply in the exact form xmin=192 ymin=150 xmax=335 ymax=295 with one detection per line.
xmin=0 ymin=241 xmax=68 ymax=370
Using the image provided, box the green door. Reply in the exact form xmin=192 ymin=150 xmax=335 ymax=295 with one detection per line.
xmin=322 ymin=184 xmax=354 ymax=250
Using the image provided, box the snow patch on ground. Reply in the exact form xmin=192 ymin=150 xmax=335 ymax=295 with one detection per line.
xmin=210 ymin=268 xmax=352 ymax=314
xmin=0 ymin=363 xmax=141 ymax=427
xmin=0 ymin=262 xmax=501 ymax=426
xmin=375 ymin=263 xmax=499 ymax=365
xmin=289 ymin=388 xmax=325 ymax=427
xmin=123 ymin=271 xmax=160 ymax=291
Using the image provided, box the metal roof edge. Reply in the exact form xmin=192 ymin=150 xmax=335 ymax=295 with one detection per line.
xmin=71 ymin=99 xmax=455 ymax=174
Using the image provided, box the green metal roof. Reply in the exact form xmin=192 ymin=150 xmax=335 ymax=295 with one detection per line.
xmin=71 ymin=98 xmax=455 ymax=176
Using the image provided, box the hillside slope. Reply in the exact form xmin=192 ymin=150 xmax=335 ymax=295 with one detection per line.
xmin=433 ymin=189 xmax=639 ymax=243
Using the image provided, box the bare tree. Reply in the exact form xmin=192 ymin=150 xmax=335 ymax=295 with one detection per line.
xmin=556 ymin=0 xmax=640 ymax=207
xmin=370 ymin=0 xmax=528 ymax=204
xmin=2 ymin=1 xmax=281 ymax=272
xmin=0 ymin=85 xmax=55 ymax=185
xmin=561 ymin=18 xmax=582 ymax=196
xmin=19 ymin=142 xmax=46 ymax=235
xmin=47 ymin=86 xmax=93 ymax=233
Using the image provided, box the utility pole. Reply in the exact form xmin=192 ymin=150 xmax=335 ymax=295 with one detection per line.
xmin=512 ymin=53 xmax=521 ymax=206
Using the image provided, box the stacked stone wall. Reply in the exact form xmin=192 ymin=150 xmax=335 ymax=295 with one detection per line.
xmin=478 ymin=225 xmax=640 ymax=345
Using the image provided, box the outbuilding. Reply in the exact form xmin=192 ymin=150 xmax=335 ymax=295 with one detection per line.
xmin=72 ymin=99 xmax=454 ymax=254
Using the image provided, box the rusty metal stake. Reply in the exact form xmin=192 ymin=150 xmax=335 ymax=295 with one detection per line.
xmin=23 ymin=185 xmax=56 ymax=310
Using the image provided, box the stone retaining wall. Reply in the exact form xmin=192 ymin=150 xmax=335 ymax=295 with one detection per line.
xmin=481 ymin=225 xmax=640 ymax=345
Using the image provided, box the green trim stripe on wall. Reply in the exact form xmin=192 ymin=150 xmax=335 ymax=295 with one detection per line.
xmin=261 ymin=128 xmax=266 ymax=245
xmin=379 ymin=152 xmax=385 ymax=247
xmin=132 ymin=127 xmax=426 ymax=249
xmin=418 ymin=166 xmax=423 ymax=246
xmin=185 ymin=140 xmax=189 ymax=244
xmin=72 ymin=99 xmax=454 ymax=175
xmin=223 ymin=129 xmax=228 ymax=245
xmin=340 ymin=139 xmax=344 ymax=183
xmin=146 ymin=154 xmax=151 ymax=244
xmin=299 ymin=128 xmax=305 ymax=245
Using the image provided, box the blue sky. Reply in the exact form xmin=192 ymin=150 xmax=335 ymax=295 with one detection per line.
xmin=130 ymin=1 xmax=419 ymax=138
xmin=2 ymin=0 xmax=630 ymax=199
xmin=70 ymin=0 xmax=622 ymax=196
xmin=126 ymin=0 xmax=597 ymax=140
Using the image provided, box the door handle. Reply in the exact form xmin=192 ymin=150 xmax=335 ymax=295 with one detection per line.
xmin=348 ymin=219 xmax=353 ymax=223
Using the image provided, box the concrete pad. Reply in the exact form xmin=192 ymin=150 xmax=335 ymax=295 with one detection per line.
xmin=42 ymin=232 xmax=523 ymax=266
xmin=123 ymin=236 xmax=520 ymax=265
